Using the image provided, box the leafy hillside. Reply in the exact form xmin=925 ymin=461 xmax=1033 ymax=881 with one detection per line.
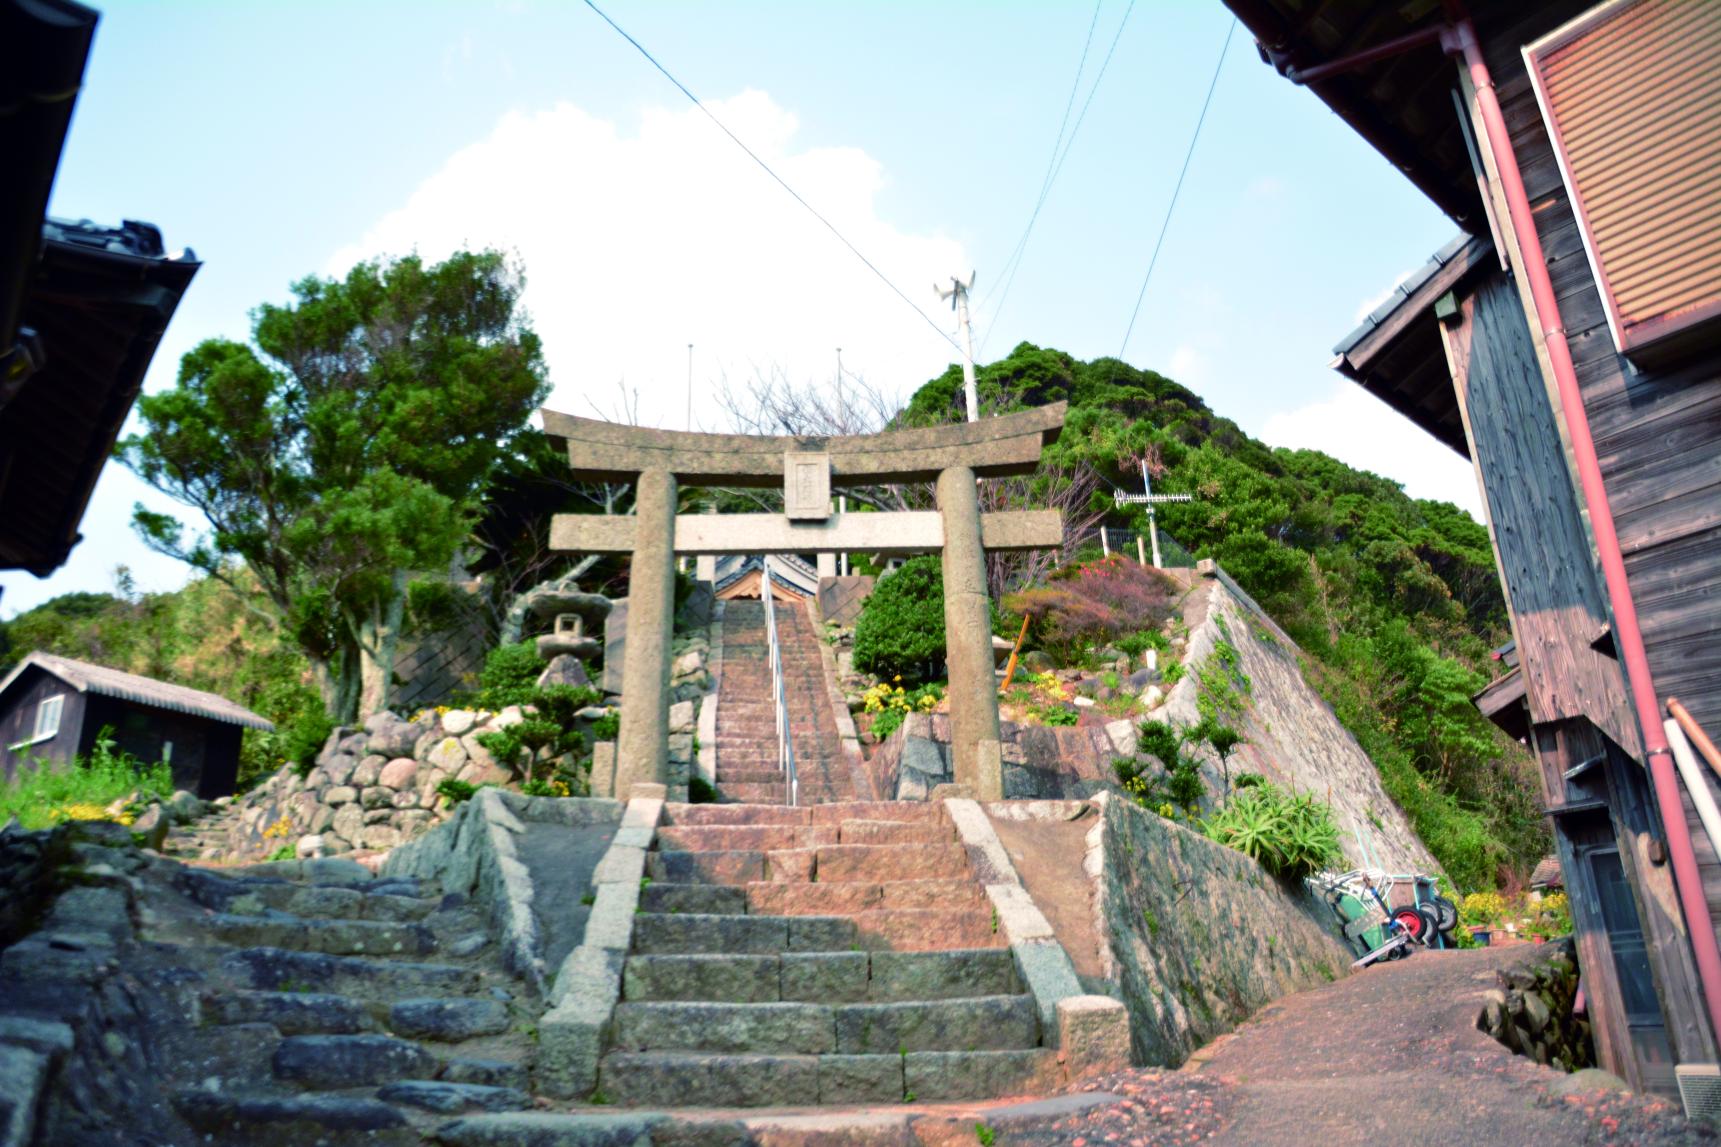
xmin=0 ymin=571 xmax=328 ymax=790
xmin=908 ymin=343 xmax=1546 ymax=887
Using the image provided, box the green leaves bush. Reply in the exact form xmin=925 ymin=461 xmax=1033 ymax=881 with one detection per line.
xmin=853 ymin=556 xmax=947 ymax=684
xmin=1200 ymin=782 xmax=1341 ymax=880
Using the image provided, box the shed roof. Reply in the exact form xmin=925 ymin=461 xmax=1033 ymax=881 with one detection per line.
xmin=0 ymin=652 xmax=275 ymax=731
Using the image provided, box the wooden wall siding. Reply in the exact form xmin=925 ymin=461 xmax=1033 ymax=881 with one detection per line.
xmin=1441 ymin=272 xmax=1640 ymax=757
xmin=0 ymin=667 xmax=86 ymax=779
xmin=1473 ymin=1 xmax=1721 ymax=916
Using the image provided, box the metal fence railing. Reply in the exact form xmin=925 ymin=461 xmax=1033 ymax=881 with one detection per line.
xmin=1069 ymin=526 xmax=1199 ymax=569
xmin=761 ymin=556 xmax=799 ymax=806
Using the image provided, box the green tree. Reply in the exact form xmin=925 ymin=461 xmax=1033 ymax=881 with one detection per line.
xmin=120 ymin=250 xmax=548 ymax=721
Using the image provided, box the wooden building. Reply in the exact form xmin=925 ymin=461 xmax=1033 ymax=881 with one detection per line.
xmin=0 ymin=652 xmax=274 ymax=798
xmin=1227 ymin=0 xmax=1721 ymax=1100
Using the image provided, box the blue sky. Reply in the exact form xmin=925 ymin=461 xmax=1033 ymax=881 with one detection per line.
xmin=2 ymin=0 xmax=1473 ymax=616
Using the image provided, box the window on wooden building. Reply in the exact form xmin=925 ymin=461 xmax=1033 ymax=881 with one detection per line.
xmin=1525 ymin=0 xmax=1721 ymax=357
xmin=33 ymin=695 xmax=63 ymax=741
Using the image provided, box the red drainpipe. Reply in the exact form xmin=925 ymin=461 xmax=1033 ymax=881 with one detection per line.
xmin=1442 ymin=15 xmax=1721 ymax=1046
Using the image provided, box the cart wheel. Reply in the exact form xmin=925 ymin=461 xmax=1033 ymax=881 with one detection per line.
xmin=1392 ymin=906 xmax=1432 ymax=942
xmin=1432 ymin=896 xmax=1459 ymax=933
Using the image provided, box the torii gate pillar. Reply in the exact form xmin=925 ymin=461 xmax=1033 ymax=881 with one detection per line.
xmin=614 ymin=468 xmax=677 ymax=796
xmin=938 ymin=465 xmax=1003 ymax=799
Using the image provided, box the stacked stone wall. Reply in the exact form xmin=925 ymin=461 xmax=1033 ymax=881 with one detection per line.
xmin=1095 ymin=794 xmax=1353 ymax=1067
xmin=221 ymin=706 xmax=538 ymax=860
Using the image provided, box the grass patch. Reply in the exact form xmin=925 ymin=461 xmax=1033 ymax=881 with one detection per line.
xmin=0 ymin=728 xmax=172 ymax=830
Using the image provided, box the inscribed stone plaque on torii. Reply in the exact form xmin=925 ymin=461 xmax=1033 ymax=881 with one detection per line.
xmin=541 ymin=402 xmax=1068 ymax=801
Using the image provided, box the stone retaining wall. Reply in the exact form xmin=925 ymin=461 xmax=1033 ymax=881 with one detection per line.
xmin=1479 ymin=936 xmax=1595 ymax=1073
xmin=1095 ymin=794 xmax=1353 ymax=1067
xmin=221 ymin=706 xmax=546 ymax=860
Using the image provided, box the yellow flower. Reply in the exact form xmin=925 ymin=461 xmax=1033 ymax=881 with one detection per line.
xmin=893 ymin=675 xmax=902 ymax=683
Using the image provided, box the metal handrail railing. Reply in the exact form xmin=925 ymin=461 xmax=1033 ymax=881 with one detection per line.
xmin=761 ymin=556 xmax=798 ymax=806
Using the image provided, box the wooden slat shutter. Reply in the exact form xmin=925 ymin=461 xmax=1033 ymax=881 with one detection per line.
xmin=1525 ymin=0 xmax=1721 ymax=355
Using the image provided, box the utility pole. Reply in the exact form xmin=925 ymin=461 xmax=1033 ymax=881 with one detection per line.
xmin=686 ymin=344 xmax=694 ymax=431
xmin=937 ymin=273 xmax=979 ymax=422
xmin=1113 ymin=460 xmax=1193 ymax=569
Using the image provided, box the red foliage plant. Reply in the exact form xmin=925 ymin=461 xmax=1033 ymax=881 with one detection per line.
xmin=1004 ymin=555 xmax=1176 ymax=662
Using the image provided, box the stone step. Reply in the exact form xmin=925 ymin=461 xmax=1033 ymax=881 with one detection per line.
xmin=199 ymin=913 xmax=436 ymax=957
xmin=220 ymin=947 xmax=481 ymax=1000
xmin=713 ymin=767 xmax=787 ymax=784
xmin=837 ymin=820 xmax=955 ymax=846
xmin=622 ymin=948 xmax=1020 ymax=1003
xmin=638 ymin=883 xmax=747 ymax=915
xmin=172 ymin=1091 xmax=415 ymax=1144
xmin=595 ymin=1048 xmax=1064 ymax=1108
xmin=662 ymin=804 xmax=811 ymax=826
xmin=375 ymin=1079 xmax=533 ymax=1114
xmin=812 ymin=843 xmax=971 ymax=883
xmin=630 ymin=913 xmax=856 ymax=955
xmin=612 ymin=1001 xmax=835 ymax=1054
xmin=743 ymin=878 xmax=985 ymax=917
xmin=850 ymin=909 xmax=1003 ymax=952
xmin=202 ymin=990 xmax=375 ymax=1035
xmin=273 ymin=1033 xmax=439 ymax=1088
xmin=716 ymin=783 xmax=788 ymax=805
xmin=806 ymin=802 xmax=948 ymax=825
xmin=655 ymin=824 xmax=838 ymax=852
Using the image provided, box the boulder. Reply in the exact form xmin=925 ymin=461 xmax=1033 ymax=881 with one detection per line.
xmin=1020 ymin=650 xmax=1056 ymax=674
xmin=166 ymin=790 xmax=207 ymax=824
xmin=366 ymin=718 xmax=421 ymax=759
xmin=426 ymin=737 xmax=468 ymax=776
xmin=324 ymin=786 xmax=359 ymax=807
xmin=353 ymin=755 xmax=386 ymax=788
xmin=668 ymin=700 xmax=696 ymax=734
xmin=441 ymin=709 xmax=477 ymax=737
xmin=130 ymin=805 xmax=168 ymax=851
xmin=330 ymin=804 xmax=365 ymax=845
xmin=1140 ymin=685 xmax=1164 ymax=709
xmin=361 ymin=786 xmax=393 ymax=810
xmin=379 ymin=758 xmax=418 ymax=790
xmin=295 ymin=834 xmax=329 ymax=859
xmin=362 ymin=824 xmax=404 ymax=851
xmin=322 ymin=754 xmax=359 ymax=787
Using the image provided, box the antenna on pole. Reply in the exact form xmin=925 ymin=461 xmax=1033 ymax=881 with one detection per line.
xmin=936 ymin=272 xmax=979 ymax=422
xmin=1112 ymin=460 xmax=1193 ymax=569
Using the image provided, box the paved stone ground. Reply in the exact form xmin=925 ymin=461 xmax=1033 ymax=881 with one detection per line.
xmin=936 ymin=945 xmax=1714 ymax=1146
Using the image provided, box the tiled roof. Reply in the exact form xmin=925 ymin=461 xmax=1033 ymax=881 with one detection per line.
xmin=0 ymin=652 xmax=275 ymax=731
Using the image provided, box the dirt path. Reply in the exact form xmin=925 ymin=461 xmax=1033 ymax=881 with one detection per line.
xmin=915 ymin=946 xmax=1711 ymax=1146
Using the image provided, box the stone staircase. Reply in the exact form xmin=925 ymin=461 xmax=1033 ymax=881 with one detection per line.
xmin=595 ymin=800 xmax=1061 ymax=1107
xmin=715 ymin=598 xmax=856 ymax=804
xmin=139 ymin=857 xmax=536 ymax=1143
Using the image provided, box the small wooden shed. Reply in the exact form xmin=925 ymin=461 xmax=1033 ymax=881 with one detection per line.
xmin=0 ymin=652 xmax=274 ymax=797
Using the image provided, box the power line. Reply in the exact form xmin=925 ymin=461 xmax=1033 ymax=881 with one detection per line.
xmin=977 ymin=0 xmax=1104 ymax=334
xmin=1118 ymin=17 xmax=1235 ymax=358
xmin=981 ymin=0 xmax=1139 ymax=356
xmin=580 ymin=0 xmax=962 ymax=354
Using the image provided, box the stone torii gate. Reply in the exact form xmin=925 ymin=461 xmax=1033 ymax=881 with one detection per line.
xmin=541 ymin=402 xmax=1067 ymax=801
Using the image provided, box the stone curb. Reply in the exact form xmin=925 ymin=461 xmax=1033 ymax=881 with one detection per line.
xmin=539 ymin=791 xmax=664 ymax=1099
xmin=942 ymin=798 xmax=1101 ymax=1050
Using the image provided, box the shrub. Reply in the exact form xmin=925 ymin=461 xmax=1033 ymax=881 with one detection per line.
xmin=853 ymin=557 xmax=947 ymax=683
xmin=590 ymin=712 xmax=620 ymax=742
xmin=436 ymin=778 xmax=479 ymax=806
xmin=1004 ymin=556 xmax=1175 ymax=664
xmin=282 ymin=708 xmax=336 ymax=779
xmin=1118 ymin=720 xmax=1205 ymax=815
xmin=471 ymin=641 xmax=544 ymax=710
xmin=688 ymin=776 xmax=717 ymax=804
xmin=1200 ymin=782 xmax=1341 ymax=879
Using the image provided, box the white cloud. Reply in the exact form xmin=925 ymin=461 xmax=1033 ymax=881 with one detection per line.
xmin=1352 ymin=267 xmax=1417 ymax=324
xmin=1168 ymin=344 xmax=1205 ymax=383
xmin=327 ymin=92 xmax=969 ymax=431
xmin=1259 ymin=382 xmax=1485 ymax=519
